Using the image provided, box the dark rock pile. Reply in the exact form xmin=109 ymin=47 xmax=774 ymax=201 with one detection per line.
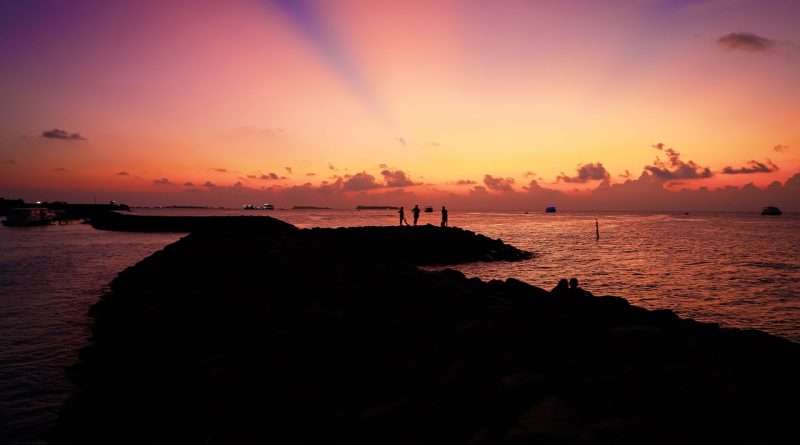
xmin=52 ymin=218 xmax=800 ymax=444
xmin=90 ymin=212 xmax=298 ymax=233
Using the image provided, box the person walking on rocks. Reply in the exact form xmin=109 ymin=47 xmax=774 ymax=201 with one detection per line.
xmin=440 ymin=206 xmax=448 ymax=227
xmin=398 ymin=206 xmax=409 ymax=226
xmin=412 ymin=204 xmax=421 ymax=226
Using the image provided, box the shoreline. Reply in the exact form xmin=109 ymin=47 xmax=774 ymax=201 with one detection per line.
xmin=51 ymin=216 xmax=800 ymax=444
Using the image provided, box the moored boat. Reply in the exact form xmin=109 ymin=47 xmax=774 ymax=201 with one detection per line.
xmin=545 ymin=206 xmax=557 ymax=213
xmin=761 ymin=206 xmax=782 ymax=216
xmin=2 ymin=208 xmax=56 ymax=226
xmin=424 ymin=206 xmax=433 ymax=213
xmin=243 ymin=203 xmax=274 ymax=210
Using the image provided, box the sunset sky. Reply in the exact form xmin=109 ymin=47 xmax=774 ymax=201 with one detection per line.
xmin=1 ymin=0 xmax=798 ymax=210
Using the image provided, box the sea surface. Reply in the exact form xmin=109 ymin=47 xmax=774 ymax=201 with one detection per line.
xmin=1 ymin=209 xmax=799 ymax=444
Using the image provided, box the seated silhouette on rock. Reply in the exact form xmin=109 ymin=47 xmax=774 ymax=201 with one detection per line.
xmin=567 ymin=277 xmax=592 ymax=297
xmin=551 ymin=278 xmax=569 ymax=296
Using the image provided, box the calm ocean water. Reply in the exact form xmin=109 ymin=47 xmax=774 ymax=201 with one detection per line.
xmin=1 ymin=209 xmax=798 ymax=444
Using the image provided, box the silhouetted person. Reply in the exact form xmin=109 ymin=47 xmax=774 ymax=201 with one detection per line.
xmin=412 ymin=205 xmax=421 ymax=226
xmin=398 ymin=206 xmax=409 ymax=226
xmin=568 ymin=277 xmax=592 ymax=297
xmin=551 ymin=278 xmax=569 ymax=296
xmin=441 ymin=206 xmax=448 ymax=227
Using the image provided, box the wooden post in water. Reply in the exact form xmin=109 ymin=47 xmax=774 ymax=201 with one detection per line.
xmin=595 ymin=218 xmax=600 ymax=241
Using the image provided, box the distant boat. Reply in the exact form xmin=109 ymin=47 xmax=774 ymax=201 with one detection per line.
xmin=761 ymin=206 xmax=782 ymax=216
xmin=243 ymin=204 xmax=274 ymax=210
xmin=424 ymin=206 xmax=433 ymax=213
xmin=545 ymin=206 xmax=557 ymax=213
xmin=2 ymin=208 xmax=55 ymax=226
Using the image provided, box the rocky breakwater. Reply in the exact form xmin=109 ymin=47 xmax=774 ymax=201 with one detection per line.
xmin=90 ymin=211 xmax=298 ymax=232
xmin=52 ymin=218 xmax=800 ymax=444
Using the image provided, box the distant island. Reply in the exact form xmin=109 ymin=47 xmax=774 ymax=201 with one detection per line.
xmin=0 ymin=198 xmax=129 ymax=219
xmin=356 ymin=205 xmax=399 ymax=210
xmin=292 ymin=206 xmax=332 ymax=210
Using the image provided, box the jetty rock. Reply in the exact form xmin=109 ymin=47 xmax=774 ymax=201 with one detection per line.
xmin=52 ymin=217 xmax=800 ymax=445
xmin=90 ymin=211 xmax=298 ymax=233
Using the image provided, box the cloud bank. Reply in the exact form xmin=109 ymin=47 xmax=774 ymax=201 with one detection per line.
xmin=645 ymin=144 xmax=712 ymax=180
xmin=716 ymin=32 xmax=775 ymax=52
xmin=381 ymin=169 xmax=419 ymax=187
xmin=483 ymin=175 xmax=515 ymax=192
xmin=722 ymin=159 xmax=779 ymax=175
xmin=42 ymin=128 xmax=86 ymax=141
xmin=557 ymin=163 xmax=610 ymax=183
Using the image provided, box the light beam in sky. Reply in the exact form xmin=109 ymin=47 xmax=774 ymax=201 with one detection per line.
xmin=268 ymin=0 xmax=387 ymax=122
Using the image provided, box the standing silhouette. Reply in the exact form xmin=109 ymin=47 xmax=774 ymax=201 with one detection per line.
xmin=441 ymin=206 xmax=448 ymax=227
xmin=411 ymin=205 xmax=421 ymax=226
xmin=398 ymin=207 xmax=409 ymax=226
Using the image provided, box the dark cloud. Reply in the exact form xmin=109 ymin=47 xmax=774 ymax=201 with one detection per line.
xmin=246 ymin=174 xmax=257 ymax=179
xmin=342 ymin=171 xmax=381 ymax=191
xmin=394 ymin=137 xmax=406 ymax=146
xmin=306 ymin=172 xmax=316 ymax=176
xmin=455 ymin=179 xmax=477 ymax=185
xmin=204 ymin=181 xmax=217 ymax=188
xmin=52 ymin=167 xmax=68 ymax=172
xmin=211 ymin=167 xmax=227 ymax=173
xmin=153 ymin=178 xmax=174 ymax=185
xmin=644 ymin=144 xmax=712 ymax=180
xmin=378 ymin=163 xmax=388 ymax=169
xmin=328 ymin=162 xmax=336 ymax=171
xmin=722 ymin=159 xmax=779 ymax=175
xmin=184 ymin=182 xmax=195 ymax=187
xmin=773 ymin=144 xmax=789 ymax=153
xmin=381 ymin=169 xmax=419 ymax=187
xmin=557 ymin=162 xmax=610 ymax=183
xmin=285 ymin=166 xmax=293 ymax=174
xmin=2 ymin=159 xmax=16 ymax=165
xmin=652 ymin=142 xmax=666 ymax=150
xmin=716 ymin=32 xmax=775 ymax=51
xmin=483 ymin=175 xmax=515 ymax=192
xmin=619 ymin=170 xmax=632 ymax=179
xmin=259 ymin=173 xmax=286 ymax=180
xmin=523 ymin=171 xmax=537 ymax=178
xmin=42 ymin=128 xmax=86 ymax=140
xmin=116 ymin=171 xmax=130 ymax=176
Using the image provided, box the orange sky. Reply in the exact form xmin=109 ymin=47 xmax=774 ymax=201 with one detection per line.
xmin=1 ymin=0 xmax=798 ymax=210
